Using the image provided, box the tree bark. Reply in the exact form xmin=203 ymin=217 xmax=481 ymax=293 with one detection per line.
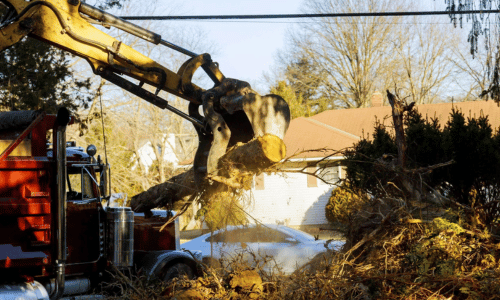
xmin=386 ymin=90 xmax=408 ymax=169
xmin=130 ymin=134 xmax=286 ymax=212
xmin=130 ymin=169 xmax=196 ymax=212
xmin=386 ymin=91 xmax=430 ymax=203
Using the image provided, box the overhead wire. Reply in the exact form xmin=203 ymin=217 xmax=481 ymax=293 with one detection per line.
xmin=119 ymin=9 xmax=500 ymax=21
xmin=182 ymin=20 xmax=487 ymax=25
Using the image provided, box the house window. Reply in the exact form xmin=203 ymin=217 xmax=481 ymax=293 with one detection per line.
xmin=255 ymin=173 xmax=265 ymax=190
xmin=319 ymin=166 xmax=340 ymax=184
xmin=307 ymin=166 xmax=317 ymax=187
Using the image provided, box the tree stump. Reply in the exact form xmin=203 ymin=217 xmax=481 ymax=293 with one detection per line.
xmin=210 ymin=133 xmax=286 ymax=189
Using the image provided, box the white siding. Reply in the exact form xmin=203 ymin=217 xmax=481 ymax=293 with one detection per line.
xmin=243 ymin=171 xmax=336 ymax=226
xmin=134 ymin=134 xmax=179 ymax=173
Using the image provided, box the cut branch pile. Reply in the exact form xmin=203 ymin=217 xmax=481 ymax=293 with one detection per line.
xmin=150 ymin=205 xmax=500 ymax=300
xmin=105 ymin=201 xmax=500 ymax=300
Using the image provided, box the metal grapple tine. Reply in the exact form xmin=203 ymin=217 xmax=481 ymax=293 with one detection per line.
xmin=202 ymin=92 xmax=232 ymax=178
xmin=221 ymin=93 xmax=290 ymax=140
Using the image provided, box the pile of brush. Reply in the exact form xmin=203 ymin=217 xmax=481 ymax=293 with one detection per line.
xmin=101 ymin=200 xmax=500 ymax=300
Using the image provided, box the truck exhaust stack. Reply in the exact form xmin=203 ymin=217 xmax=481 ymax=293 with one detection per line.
xmin=51 ymin=107 xmax=71 ymax=300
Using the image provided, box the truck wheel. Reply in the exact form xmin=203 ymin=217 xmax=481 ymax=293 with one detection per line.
xmin=162 ymin=262 xmax=194 ymax=281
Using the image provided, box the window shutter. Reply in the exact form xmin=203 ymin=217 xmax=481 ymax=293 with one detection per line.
xmin=307 ymin=166 xmax=317 ymax=187
xmin=255 ymin=173 xmax=265 ymax=190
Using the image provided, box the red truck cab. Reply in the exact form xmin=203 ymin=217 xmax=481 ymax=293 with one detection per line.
xmin=0 ymin=110 xmax=199 ymax=299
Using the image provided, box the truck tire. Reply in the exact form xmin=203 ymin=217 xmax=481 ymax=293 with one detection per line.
xmin=162 ymin=262 xmax=194 ymax=281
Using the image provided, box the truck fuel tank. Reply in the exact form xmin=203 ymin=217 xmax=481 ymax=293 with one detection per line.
xmin=0 ymin=281 xmax=50 ymax=300
xmin=106 ymin=207 xmax=134 ymax=268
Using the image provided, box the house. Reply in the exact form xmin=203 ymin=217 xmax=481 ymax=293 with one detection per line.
xmin=179 ymin=98 xmax=500 ymax=231
xmin=133 ymin=133 xmax=197 ymax=173
xmin=243 ymin=99 xmax=500 ymax=229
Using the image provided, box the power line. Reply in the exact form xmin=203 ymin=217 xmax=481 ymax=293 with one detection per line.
xmin=119 ymin=10 xmax=500 ymax=21
xmin=186 ymin=20 xmax=489 ymax=25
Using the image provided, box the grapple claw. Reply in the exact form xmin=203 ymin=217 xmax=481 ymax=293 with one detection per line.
xmin=192 ymin=78 xmax=290 ymax=185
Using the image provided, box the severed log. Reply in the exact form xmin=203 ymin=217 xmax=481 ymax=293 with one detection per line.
xmin=130 ymin=134 xmax=286 ymax=212
xmin=130 ymin=169 xmax=197 ymax=213
xmin=210 ymin=133 xmax=286 ymax=189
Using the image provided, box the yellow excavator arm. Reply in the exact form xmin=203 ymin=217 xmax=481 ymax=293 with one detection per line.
xmin=0 ymin=0 xmax=290 ymax=183
xmin=0 ymin=0 xmax=221 ymax=104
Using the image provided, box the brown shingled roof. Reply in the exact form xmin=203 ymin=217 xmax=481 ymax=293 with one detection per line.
xmin=283 ymin=117 xmax=359 ymax=158
xmin=284 ymin=100 xmax=500 ymax=159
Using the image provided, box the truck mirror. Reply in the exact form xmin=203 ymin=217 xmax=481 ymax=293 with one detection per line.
xmin=86 ymin=144 xmax=97 ymax=157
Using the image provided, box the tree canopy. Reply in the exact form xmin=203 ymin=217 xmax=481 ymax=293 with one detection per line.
xmin=444 ymin=0 xmax=500 ymax=103
xmin=272 ymin=0 xmax=457 ymax=115
xmin=0 ymin=38 xmax=92 ymax=113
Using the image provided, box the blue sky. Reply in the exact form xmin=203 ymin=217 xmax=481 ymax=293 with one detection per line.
xmin=160 ymin=0 xmax=305 ymax=93
xmin=136 ymin=0 xmax=451 ymax=93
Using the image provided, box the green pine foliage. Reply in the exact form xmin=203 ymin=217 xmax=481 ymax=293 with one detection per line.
xmin=270 ymin=80 xmax=330 ymax=119
xmin=0 ymin=1 xmax=125 ymax=113
xmin=0 ymin=38 xmax=92 ymax=113
xmin=270 ymin=81 xmax=309 ymax=119
xmin=325 ymin=183 xmax=367 ymax=227
xmin=344 ymin=108 xmax=500 ymax=224
xmin=344 ymin=124 xmax=397 ymax=195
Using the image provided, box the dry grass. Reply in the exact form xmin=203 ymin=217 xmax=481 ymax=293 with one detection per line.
xmin=104 ymin=210 xmax=499 ymax=299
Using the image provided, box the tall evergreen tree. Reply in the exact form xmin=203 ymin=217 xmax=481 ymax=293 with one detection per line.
xmin=344 ymin=108 xmax=500 ymax=223
xmin=0 ymin=0 xmax=125 ymax=113
xmin=0 ymin=38 xmax=92 ymax=113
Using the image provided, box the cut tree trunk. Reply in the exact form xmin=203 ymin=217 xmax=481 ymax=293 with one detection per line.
xmin=386 ymin=90 xmax=408 ymax=169
xmin=130 ymin=169 xmax=196 ymax=213
xmin=130 ymin=134 xmax=286 ymax=212
xmin=210 ymin=133 xmax=286 ymax=189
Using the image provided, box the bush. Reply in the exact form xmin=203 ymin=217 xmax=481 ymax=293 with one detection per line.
xmin=344 ymin=108 xmax=500 ymax=225
xmin=325 ymin=183 xmax=367 ymax=227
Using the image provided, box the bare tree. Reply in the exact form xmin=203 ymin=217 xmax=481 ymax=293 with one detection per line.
xmin=273 ymin=0 xmax=459 ymax=109
xmin=389 ymin=19 xmax=456 ymax=104
xmin=449 ymin=30 xmax=499 ymax=101
xmin=278 ymin=0 xmax=409 ymax=109
xmin=443 ymin=0 xmax=500 ymax=103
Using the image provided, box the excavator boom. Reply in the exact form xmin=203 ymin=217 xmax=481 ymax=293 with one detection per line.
xmin=0 ymin=0 xmax=290 ymax=182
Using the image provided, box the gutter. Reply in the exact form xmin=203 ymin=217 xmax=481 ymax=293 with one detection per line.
xmin=285 ymin=156 xmax=345 ymax=162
